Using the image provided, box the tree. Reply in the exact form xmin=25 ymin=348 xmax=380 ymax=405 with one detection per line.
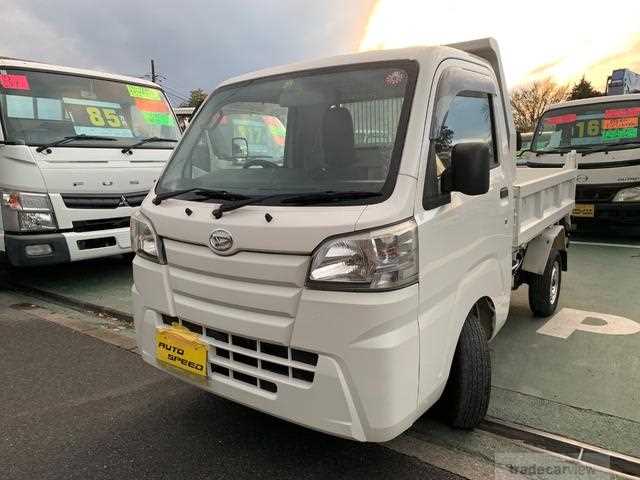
xmin=568 ymin=76 xmax=601 ymax=100
xmin=510 ymin=79 xmax=569 ymax=132
xmin=180 ymin=89 xmax=207 ymax=108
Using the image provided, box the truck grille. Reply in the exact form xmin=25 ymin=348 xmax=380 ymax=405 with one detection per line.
xmin=575 ymin=185 xmax=620 ymax=202
xmin=61 ymin=191 xmax=148 ymax=209
xmin=72 ymin=217 xmax=130 ymax=233
xmin=163 ymin=316 xmax=318 ymax=394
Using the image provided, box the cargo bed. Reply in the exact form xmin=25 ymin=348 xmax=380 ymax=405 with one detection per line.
xmin=513 ymin=153 xmax=577 ymax=247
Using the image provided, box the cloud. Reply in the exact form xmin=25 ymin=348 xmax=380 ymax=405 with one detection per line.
xmin=1 ymin=0 xmax=375 ymax=103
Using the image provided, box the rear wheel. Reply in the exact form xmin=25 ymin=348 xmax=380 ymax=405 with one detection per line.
xmin=528 ymin=250 xmax=562 ymax=317
xmin=441 ymin=306 xmax=491 ymax=429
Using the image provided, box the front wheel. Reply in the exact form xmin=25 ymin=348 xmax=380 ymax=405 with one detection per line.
xmin=528 ymin=250 xmax=562 ymax=317
xmin=441 ymin=306 xmax=491 ymax=429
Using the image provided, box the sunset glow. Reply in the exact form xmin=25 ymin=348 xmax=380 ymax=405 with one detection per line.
xmin=360 ymin=0 xmax=640 ymax=89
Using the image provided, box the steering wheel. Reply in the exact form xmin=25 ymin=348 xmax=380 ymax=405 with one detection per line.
xmin=243 ymin=159 xmax=278 ymax=169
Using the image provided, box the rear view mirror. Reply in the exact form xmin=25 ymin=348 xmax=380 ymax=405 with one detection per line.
xmin=442 ymin=142 xmax=490 ymax=196
xmin=231 ymin=137 xmax=248 ymax=158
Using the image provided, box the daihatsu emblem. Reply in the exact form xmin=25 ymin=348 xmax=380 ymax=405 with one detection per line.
xmin=209 ymin=229 xmax=233 ymax=253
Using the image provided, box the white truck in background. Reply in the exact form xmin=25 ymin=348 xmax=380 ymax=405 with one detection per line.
xmin=606 ymin=69 xmax=640 ymax=96
xmin=524 ymin=70 xmax=640 ymax=228
xmin=0 ymin=57 xmax=180 ymax=266
xmin=131 ymin=38 xmax=576 ymax=441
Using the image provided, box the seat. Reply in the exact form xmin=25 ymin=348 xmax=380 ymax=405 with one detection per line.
xmin=322 ymin=106 xmax=355 ymax=169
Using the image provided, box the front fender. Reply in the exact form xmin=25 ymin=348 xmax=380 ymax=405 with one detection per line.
xmin=418 ymin=255 xmax=506 ymax=410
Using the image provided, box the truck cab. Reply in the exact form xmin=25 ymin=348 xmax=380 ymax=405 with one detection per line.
xmin=0 ymin=58 xmax=180 ymax=266
xmin=131 ymin=39 xmax=575 ymax=441
xmin=523 ymin=94 xmax=640 ymax=227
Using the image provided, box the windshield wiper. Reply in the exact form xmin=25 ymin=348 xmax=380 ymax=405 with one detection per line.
xmin=152 ymin=188 xmax=250 ymax=205
xmin=122 ymin=136 xmax=178 ymax=154
xmin=533 ymin=147 xmax=574 ymax=156
xmin=212 ymin=190 xmax=383 ymax=219
xmin=35 ymin=134 xmax=117 ymax=153
xmin=581 ymin=141 xmax=640 ymax=156
xmin=517 ymin=148 xmax=532 ymax=158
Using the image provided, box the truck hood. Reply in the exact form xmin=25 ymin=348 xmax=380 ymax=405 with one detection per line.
xmin=141 ymin=174 xmax=417 ymax=255
xmin=33 ymin=146 xmax=173 ymax=194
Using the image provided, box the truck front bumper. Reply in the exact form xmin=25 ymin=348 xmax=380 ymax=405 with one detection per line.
xmin=573 ymin=202 xmax=640 ymax=226
xmin=4 ymin=227 xmax=131 ymax=266
xmin=132 ymin=257 xmax=422 ymax=442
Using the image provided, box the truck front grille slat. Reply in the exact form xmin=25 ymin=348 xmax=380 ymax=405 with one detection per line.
xmin=61 ymin=191 xmax=148 ymax=209
xmin=72 ymin=217 xmax=131 ymax=233
xmin=575 ymin=185 xmax=620 ymax=202
xmin=161 ymin=316 xmax=317 ymax=392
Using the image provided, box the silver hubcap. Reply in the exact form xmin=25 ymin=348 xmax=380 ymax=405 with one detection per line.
xmin=549 ymin=261 xmax=560 ymax=305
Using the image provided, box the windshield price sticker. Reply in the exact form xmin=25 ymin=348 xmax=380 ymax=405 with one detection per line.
xmin=0 ymin=74 xmax=30 ymax=90
xmin=142 ymin=111 xmax=174 ymax=126
xmin=63 ymin=98 xmax=133 ymax=137
xmin=126 ymin=84 xmax=162 ymax=101
xmin=544 ymin=113 xmax=577 ymax=125
xmin=263 ymin=115 xmax=286 ymax=145
xmin=604 ymin=107 xmax=640 ymax=118
xmin=602 ymin=127 xmax=638 ymax=141
xmin=134 ymin=98 xmax=168 ymax=113
xmin=603 ymin=117 xmax=638 ymax=130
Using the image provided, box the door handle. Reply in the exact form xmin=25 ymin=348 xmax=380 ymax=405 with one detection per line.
xmin=500 ymin=187 xmax=509 ymax=198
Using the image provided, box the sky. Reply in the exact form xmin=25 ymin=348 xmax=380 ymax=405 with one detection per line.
xmin=360 ymin=0 xmax=640 ymax=90
xmin=2 ymin=0 xmax=640 ymax=103
xmin=0 ymin=0 xmax=375 ymax=105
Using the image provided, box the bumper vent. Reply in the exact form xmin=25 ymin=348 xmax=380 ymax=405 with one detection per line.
xmin=72 ymin=217 xmax=130 ymax=233
xmin=61 ymin=191 xmax=148 ymax=209
xmin=162 ymin=316 xmax=318 ymax=394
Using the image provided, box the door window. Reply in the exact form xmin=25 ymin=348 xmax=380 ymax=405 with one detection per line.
xmin=425 ymin=91 xmax=498 ymax=205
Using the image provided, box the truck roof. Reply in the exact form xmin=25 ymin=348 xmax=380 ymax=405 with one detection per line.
xmin=174 ymin=107 xmax=196 ymax=115
xmin=545 ymin=92 xmax=640 ymax=112
xmin=219 ymin=44 xmax=489 ymax=87
xmin=0 ymin=56 xmax=160 ymax=88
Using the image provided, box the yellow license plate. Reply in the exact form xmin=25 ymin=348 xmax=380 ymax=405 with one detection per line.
xmin=573 ymin=204 xmax=595 ymax=218
xmin=156 ymin=326 xmax=208 ymax=377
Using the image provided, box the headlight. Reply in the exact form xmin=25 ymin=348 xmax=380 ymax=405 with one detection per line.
xmin=130 ymin=211 xmax=166 ymax=264
xmin=1 ymin=191 xmax=57 ymax=232
xmin=613 ymin=186 xmax=640 ymax=202
xmin=307 ymin=219 xmax=418 ymax=291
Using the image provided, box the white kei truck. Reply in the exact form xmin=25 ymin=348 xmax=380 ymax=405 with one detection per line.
xmin=0 ymin=57 xmax=180 ymax=267
xmin=523 ymin=91 xmax=640 ymax=228
xmin=131 ymin=38 xmax=577 ymax=441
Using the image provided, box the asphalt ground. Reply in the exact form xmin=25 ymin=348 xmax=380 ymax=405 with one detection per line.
xmin=0 ymin=296 xmax=465 ymax=480
xmin=6 ymin=230 xmax=640 ymax=460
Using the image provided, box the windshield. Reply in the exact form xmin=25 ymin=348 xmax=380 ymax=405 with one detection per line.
xmin=156 ymin=61 xmax=417 ymax=205
xmin=532 ymin=99 xmax=640 ymax=153
xmin=0 ymin=69 xmax=179 ymax=147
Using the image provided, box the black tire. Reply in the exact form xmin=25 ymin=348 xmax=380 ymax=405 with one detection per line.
xmin=528 ymin=250 xmax=562 ymax=317
xmin=441 ymin=306 xmax=491 ymax=429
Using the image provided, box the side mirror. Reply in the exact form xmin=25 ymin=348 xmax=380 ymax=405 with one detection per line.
xmin=442 ymin=142 xmax=490 ymax=196
xmin=231 ymin=137 xmax=248 ymax=158
xmin=516 ymin=131 xmax=523 ymax=151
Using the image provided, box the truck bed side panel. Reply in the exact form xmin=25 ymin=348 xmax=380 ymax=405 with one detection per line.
xmin=513 ymin=167 xmax=577 ymax=246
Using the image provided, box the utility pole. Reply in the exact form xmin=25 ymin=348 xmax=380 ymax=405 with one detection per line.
xmin=150 ymin=59 xmax=156 ymax=83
